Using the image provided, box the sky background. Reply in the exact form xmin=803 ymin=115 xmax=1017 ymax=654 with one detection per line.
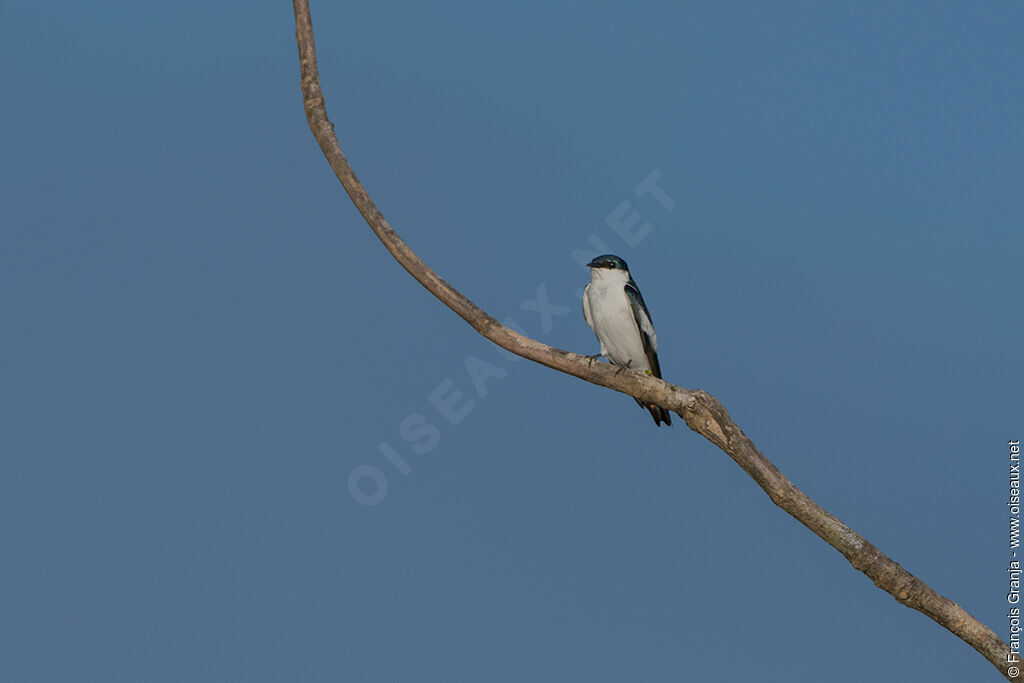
xmin=2 ymin=1 xmax=1022 ymax=681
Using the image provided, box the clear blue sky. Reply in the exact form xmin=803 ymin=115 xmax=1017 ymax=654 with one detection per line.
xmin=2 ymin=2 xmax=1021 ymax=681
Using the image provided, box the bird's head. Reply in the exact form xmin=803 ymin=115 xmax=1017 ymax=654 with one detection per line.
xmin=586 ymin=254 xmax=630 ymax=272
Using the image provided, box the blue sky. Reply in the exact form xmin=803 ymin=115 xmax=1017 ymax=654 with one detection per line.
xmin=2 ymin=2 xmax=1021 ymax=681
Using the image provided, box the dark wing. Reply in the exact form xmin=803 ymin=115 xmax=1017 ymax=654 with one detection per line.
xmin=624 ymin=279 xmax=661 ymax=378
xmin=625 ymin=279 xmax=671 ymax=426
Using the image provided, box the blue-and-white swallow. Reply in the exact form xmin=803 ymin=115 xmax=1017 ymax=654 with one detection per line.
xmin=582 ymin=254 xmax=672 ymax=426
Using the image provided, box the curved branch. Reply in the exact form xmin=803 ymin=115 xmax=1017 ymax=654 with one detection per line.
xmin=292 ymin=2 xmax=1012 ymax=678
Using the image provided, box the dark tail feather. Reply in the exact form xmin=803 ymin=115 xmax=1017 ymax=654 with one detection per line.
xmin=635 ymin=398 xmax=672 ymax=427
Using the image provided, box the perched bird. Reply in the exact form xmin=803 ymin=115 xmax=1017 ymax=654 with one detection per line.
xmin=582 ymin=254 xmax=671 ymax=426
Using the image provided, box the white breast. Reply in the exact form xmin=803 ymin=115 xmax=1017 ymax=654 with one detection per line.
xmin=583 ymin=270 xmax=652 ymax=372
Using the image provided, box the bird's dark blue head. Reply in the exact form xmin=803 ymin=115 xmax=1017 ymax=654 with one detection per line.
xmin=586 ymin=254 xmax=629 ymax=271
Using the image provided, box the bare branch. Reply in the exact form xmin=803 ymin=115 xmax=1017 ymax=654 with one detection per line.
xmin=292 ymin=1 xmax=1012 ymax=678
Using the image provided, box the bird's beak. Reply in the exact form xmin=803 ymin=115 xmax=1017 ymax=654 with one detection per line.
xmin=586 ymin=258 xmax=599 ymax=268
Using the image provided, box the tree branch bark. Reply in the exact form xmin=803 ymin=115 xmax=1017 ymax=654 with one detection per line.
xmin=292 ymin=2 xmax=1012 ymax=678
